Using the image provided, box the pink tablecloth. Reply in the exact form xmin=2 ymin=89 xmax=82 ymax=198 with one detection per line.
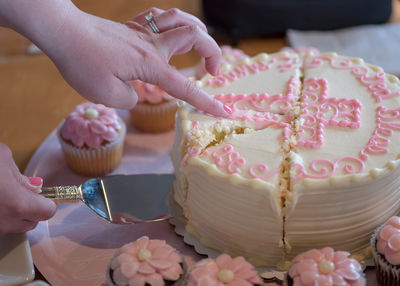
xmin=25 ymin=110 xmax=378 ymax=286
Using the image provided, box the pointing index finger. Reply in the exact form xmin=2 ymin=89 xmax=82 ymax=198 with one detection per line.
xmin=154 ymin=66 xmax=228 ymax=118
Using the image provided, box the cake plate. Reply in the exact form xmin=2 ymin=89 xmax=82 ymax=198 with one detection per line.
xmin=25 ymin=110 xmax=378 ymax=286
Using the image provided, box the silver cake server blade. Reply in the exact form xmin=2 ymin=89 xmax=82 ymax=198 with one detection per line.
xmin=40 ymin=174 xmax=175 ymax=224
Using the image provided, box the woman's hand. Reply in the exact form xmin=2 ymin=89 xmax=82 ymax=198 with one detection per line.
xmin=52 ymin=7 xmax=227 ymax=116
xmin=0 ymin=143 xmax=56 ymax=234
xmin=0 ymin=1 xmax=228 ymax=116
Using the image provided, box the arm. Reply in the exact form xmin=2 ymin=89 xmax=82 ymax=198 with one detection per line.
xmin=0 ymin=1 xmax=228 ymax=116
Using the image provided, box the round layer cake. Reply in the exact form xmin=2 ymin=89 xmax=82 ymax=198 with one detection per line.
xmin=171 ymin=51 xmax=400 ymax=267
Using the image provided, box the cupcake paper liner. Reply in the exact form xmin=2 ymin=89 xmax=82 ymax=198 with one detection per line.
xmin=130 ymin=100 xmax=177 ymax=133
xmin=371 ymin=224 xmax=400 ymax=286
xmin=57 ymin=119 xmax=126 ymax=177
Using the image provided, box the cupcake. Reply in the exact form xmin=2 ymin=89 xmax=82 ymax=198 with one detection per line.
xmin=285 ymin=247 xmax=365 ymax=286
xmin=186 ymin=254 xmax=263 ymax=286
xmin=195 ymin=45 xmax=249 ymax=79
xmin=371 ymin=216 xmax=400 ymax=286
xmin=106 ymin=236 xmax=185 ymax=286
xmin=129 ymin=80 xmax=177 ymax=133
xmin=58 ymin=102 xmax=126 ymax=177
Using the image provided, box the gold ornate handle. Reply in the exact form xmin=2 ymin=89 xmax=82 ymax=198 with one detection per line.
xmin=40 ymin=186 xmax=82 ymax=203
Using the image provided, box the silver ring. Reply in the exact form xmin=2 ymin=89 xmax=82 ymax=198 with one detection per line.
xmin=145 ymin=12 xmax=160 ymax=33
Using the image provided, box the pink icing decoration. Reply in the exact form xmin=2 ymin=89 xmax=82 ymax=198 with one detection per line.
xmin=213 ymin=76 xmax=299 ymax=136
xmin=288 ymin=247 xmax=365 ymax=286
xmin=377 ymin=216 xmax=400 ymax=265
xmin=297 ymin=78 xmax=362 ymax=148
xmin=215 ymin=93 xmax=294 ymax=114
xmin=304 ymin=55 xmax=353 ymax=70
xmin=291 ymin=157 xmax=365 ymax=183
xmin=206 ymin=55 xmax=300 ymax=86
xmin=109 ymin=236 xmax=183 ymax=286
xmin=249 ymin=164 xmax=281 ymax=180
xmin=186 ymin=254 xmax=262 ymax=286
xmin=212 ymin=145 xmax=246 ymax=174
xmin=130 ymin=80 xmax=173 ymax=104
xmin=360 ymin=106 xmax=400 ymax=161
xmin=304 ymin=55 xmax=400 ymax=102
xmin=61 ymin=102 xmax=121 ymax=148
xmin=194 ymin=54 xmax=400 ymax=181
xmin=210 ymin=145 xmax=282 ymax=180
xmin=203 ymin=75 xmax=366 ymax=180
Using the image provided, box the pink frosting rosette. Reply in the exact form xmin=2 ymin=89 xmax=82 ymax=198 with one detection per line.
xmin=130 ymin=80 xmax=173 ymax=104
xmin=109 ymin=236 xmax=183 ymax=286
xmin=186 ymin=254 xmax=262 ymax=286
xmin=377 ymin=216 xmax=400 ymax=265
xmin=288 ymin=247 xmax=365 ymax=286
xmin=61 ymin=102 xmax=121 ymax=148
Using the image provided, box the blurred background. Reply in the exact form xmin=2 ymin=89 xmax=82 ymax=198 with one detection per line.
xmin=1 ymin=0 xmax=399 ymax=173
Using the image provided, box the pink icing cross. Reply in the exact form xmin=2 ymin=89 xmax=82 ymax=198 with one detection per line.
xmin=297 ymin=77 xmax=362 ymax=148
xmin=209 ymin=76 xmax=365 ymax=180
xmin=216 ymin=77 xmax=362 ymax=149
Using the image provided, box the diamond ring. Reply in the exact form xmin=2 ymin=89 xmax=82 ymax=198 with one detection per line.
xmin=144 ymin=12 xmax=160 ymax=33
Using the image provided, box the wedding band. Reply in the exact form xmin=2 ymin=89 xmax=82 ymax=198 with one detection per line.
xmin=145 ymin=12 xmax=160 ymax=33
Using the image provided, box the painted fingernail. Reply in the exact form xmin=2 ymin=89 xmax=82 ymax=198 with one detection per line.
xmin=28 ymin=176 xmax=43 ymax=186
xmin=223 ymin=105 xmax=233 ymax=114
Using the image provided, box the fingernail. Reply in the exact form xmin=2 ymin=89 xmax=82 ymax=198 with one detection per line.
xmin=217 ymin=66 xmax=221 ymax=75
xmin=28 ymin=176 xmax=43 ymax=186
xmin=223 ymin=105 xmax=233 ymax=114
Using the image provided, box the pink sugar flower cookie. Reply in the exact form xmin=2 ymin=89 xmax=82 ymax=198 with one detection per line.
xmin=372 ymin=216 xmax=400 ymax=286
xmin=186 ymin=254 xmax=263 ymax=286
xmin=106 ymin=236 xmax=185 ymax=286
xmin=286 ymin=247 xmax=365 ymax=286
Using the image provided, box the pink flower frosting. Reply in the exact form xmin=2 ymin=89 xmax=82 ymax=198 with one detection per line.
xmin=61 ymin=102 xmax=121 ymax=148
xmin=130 ymin=80 xmax=173 ymax=104
xmin=288 ymin=247 xmax=365 ymax=286
xmin=377 ymin=216 xmax=400 ymax=265
xmin=109 ymin=236 xmax=183 ymax=286
xmin=186 ymin=254 xmax=262 ymax=286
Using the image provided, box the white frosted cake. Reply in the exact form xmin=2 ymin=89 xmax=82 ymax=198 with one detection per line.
xmin=171 ymin=51 xmax=400 ymax=267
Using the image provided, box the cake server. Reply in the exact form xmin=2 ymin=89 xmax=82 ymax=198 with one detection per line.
xmin=40 ymin=174 xmax=175 ymax=224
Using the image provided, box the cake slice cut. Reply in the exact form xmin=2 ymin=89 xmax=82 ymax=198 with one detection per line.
xmin=171 ymin=52 xmax=303 ymax=266
xmin=284 ymin=53 xmax=400 ymax=261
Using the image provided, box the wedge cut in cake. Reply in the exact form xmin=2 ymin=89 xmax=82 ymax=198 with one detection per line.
xmin=171 ymin=51 xmax=400 ymax=267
